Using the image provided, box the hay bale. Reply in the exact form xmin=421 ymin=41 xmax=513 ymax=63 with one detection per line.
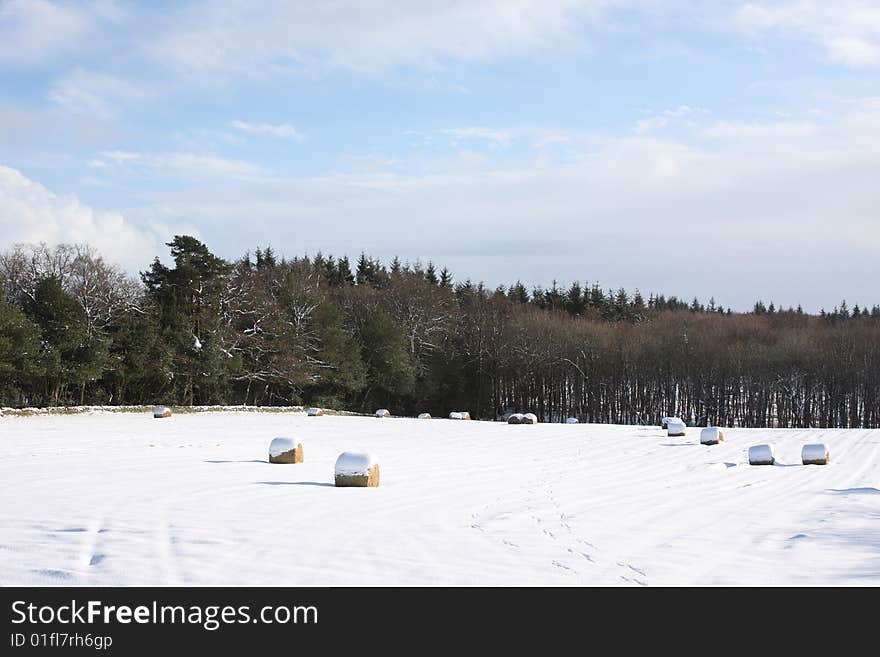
xmin=334 ymin=452 xmax=380 ymax=487
xmin=307 ymin=407 xmax=324 ymax=417
xmin=700 ymin=426 xmax=724 ymax=445
xmin=667 ymin=419 xmax=687 ymax=437
xmin=507 ymin=413 xmax=524 ymax=424
xmin=802 ymin=443 xmax=830 ymax=465
xmin=375 ymin=408 xmax=391 ymax=418
xmin=417 ymin=412 xmax=431 ymax=419
xmin=748 ymin=444 xmax=775 ymax=465
xmin=153 ymin=406 xmax=172 ymax=419
xmin=661 ymin=416 xmax=682 ymax=430
xmin=268 ymin=437 xmax=304 ymax=464
xmin=522 ymin=413 xmax=538 ymax=424
xmin=565 ymin=417 xmax=579 ymax=424
xmin=449 ymin=411 xmax=471 ymax=420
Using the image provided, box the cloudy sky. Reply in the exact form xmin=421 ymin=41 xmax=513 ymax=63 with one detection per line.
xmin=1 ymin=0 xmax=878 ymax=311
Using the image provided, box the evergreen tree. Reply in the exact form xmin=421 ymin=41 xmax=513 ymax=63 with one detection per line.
xmin=141 ymin=236 xmax=233 ymax=405
xmin=23 ymin=277 xmax=108 ymax=405
xmin=0 ymin=295 xmax=43 ymax=405
xmin=439 ymin=267 xmax=453 ymax=288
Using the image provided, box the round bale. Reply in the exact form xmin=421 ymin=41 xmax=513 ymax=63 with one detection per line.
xmin=748 ymin=444 xmax=775 ymax=465
xmin=307 ymin=407 xmax=324 ymax=417
xmin=507 ymin=413 xmax=524 ymax=425
xmin=269 ymin=437 xmax=304 ymax=464
xmin=522 ymin=413 xmax=538 ymax=425
xmin=667 ymin=419 xmax=687 ymax=437
xmin=417 ymin=412 xmax=432 ymax=419
xmin=565 ymin=417 xmax=579 ymax=424
xmin=661 ymin=416 xmax=682 ymax=430
xmin=802 ymin=443 xmax=830 ymax=465
xmin=153 ymin=406 xmax=172 ymax=419
xmin=700 ymin=426 xmax=724 ymax=445
xmin=334 ymin=452 xmax=380 ymax=487
xmin=375 ymin=408 xmax=391 ymax=418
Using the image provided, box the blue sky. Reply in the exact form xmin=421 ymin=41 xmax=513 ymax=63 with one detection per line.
xmin=1 ymin=0 xmax=879 ymax=311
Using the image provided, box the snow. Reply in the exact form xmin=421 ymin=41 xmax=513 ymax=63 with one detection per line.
xmin=566 ymin=417 xmax=579 ymax=424
xmin=375 ymin=409 xmax=390 ymax=417
xmin=307 ymin=408 xmax=323 ymax=417
xmin=523 ymin=413 xmax=538 ymax=424
xmin=418 ymin=413 xmax=431 ymax=419
xmin=193 ymin=337 xmax=202 ymax=351
xmin=802 ymin=443 xmax=830 ymax=464
xmin=449 ymin=412 xmax=470 ymax=420
xmin=153 ymin=406 xmax=171 ymax=418
xmin=268 ymin=437 xmax=300 ymax=457
xmin=748 ymin=444 xmax=775 ymax=465
xmin=1 ymin=411 xmax=879 ymax=585
xmin=334 ymin=451 xmax=379 ymax=477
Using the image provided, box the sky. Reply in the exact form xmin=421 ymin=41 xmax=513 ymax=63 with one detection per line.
xmin=1 ymin=0 xmax=879 ymax=312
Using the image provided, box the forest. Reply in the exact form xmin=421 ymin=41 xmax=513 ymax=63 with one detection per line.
xmin=1 ymin=237 xmax=878 ymax=428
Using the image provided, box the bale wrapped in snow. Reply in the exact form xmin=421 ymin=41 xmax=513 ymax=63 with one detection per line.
xmin=153 ymin=406 xmax=172 ymax=419
xmin=334 ymin=452 xmax=380 ymax=487
xmin=802 ymin=443 xmax=830 ymax=465
xmin=667 ymin=419 xmax=687 ymax=437
xmin=268 ymin=437 xmax=304 ymax=464
xmin=700 ymin=427 xmax=724 ymax=445
xmin=449 ymin=411 xmax=471 ymax=420
xmin=522 ymin=413 xmax=538 ymax=424
xmin=417 ymin=412 xmax=431 ymax=419
xmin=375 ymin=409 xmax=391 ymax=418
xmin=565 ymin=417 xmax=579 ymax=424
xmin=307 ymin=407 xmax=324 ymax=417
xmin=748 ymin=444 xmax=775 ymax=465
xmin=507 ymin=413 xmax=524 ymax=424
xmin=661 ymin=416 xmax=682 ymax=430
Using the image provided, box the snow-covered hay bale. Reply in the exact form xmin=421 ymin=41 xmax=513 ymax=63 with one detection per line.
xmin=268 ymin=437 xmax=304 ymax=464
xmin=449 ymin=411 xmax=471 ymax=420
xmin=748 ymin=444 xmax=775 ymax=465
xmin=153 ymin=406 xmax=172 ymax=419
xmin=418 ymin=412 xmax=431 ymax=419
xmin=802 ymin=443 xmax=830 ymax=465
xmin=307 ymin=407 xmax=324 ymax=417
xmin=375 ymin=408 xmax=391 ymax=418
xmin=522 ymin=413 xmax=538 ymax=424
xmin=334 ymin=452 xmax=380 ymax=487
xmin=661 ymin=416 xmax=682 ymax=430
xmin=507 ymin=413 xmax=524 ymax=424
xmin=667 ymin=419 xmax=686 ymax=437
xmin=700 ymin=427 xmax=724 ymax=445
xmin=565 ymin=417 xmax=579 ymax=424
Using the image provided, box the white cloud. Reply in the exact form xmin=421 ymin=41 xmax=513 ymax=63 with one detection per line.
xmin=633 ymin=105 xmax=705 ymax=134
xmin=737 ymin=1 xmax=880 ymax=67
xmin=93 ymin=150 xmax=266 ymax=179
xmin=148 ymin=0 xmax=608 ymax=76
xmin=229 ymin=120 xmax=304 ymax=141
xmin=0 ymin=0 xmax=123 ymax=66
xmin=123 ymin=99 xmax=880 ymax=311
xmin=440 ymin=127 xmax=512 ymax=147
xmin=47 ymin=68 xmax=151 ymax=118
xmin=0 ymin=165 xmax=165 ymax=270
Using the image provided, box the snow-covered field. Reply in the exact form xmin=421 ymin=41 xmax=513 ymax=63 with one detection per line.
xmin=1 ymin=411 xmax=878 ymax=586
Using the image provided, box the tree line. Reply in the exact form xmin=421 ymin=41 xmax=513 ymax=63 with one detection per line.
xmin=1 ymin=237 xmax=878 ymax=428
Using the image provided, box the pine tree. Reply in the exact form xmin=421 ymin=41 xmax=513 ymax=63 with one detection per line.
xmin=439 ymin=267 xmax=453 ymax=288
xmin=425 ymin=261 xmax=439 ymax=285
